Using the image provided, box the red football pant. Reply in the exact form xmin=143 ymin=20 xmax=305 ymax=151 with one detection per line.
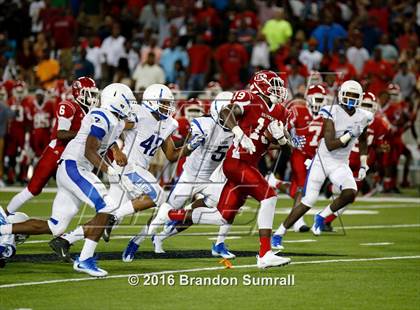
xmin=31 ymin=130 xmax=51 ymax=157
xmin=217 ymin=158 xmax=276 ymax=222
xmin=289 ymin=151 xmax=308 ymax=198
xmin=27 ymin=146 xmax=61 ymax=195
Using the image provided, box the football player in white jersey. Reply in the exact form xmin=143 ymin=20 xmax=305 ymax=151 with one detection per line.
xmin=0 ymin=83 xmax=134 ymax=277
xmin=122 ymin=91 xmax=235 ymax=262
xmin=57 ymin=84 xmax=206 ymax=256
xmin=272 ymin=80 xmax=373 ymax=249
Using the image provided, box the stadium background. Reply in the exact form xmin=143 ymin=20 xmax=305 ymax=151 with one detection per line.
xmin=0 ymin=0 xmax=419 ymax=191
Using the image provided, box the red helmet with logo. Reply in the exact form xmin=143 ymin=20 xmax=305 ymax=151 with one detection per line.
xmin=361 ymin=92 xmax=378 ymax=113
xmin=306 ymin=84 xmax=327 ymax=115
xmin=72 ymin=77 xmax=99 ymax=108
xmin=12 ymin=81 xmax=28 ymax=101
xmin=180 ymin=98 xmax=205 ymax=122
xmin=249 ymin=70 xmax=288 ymax=104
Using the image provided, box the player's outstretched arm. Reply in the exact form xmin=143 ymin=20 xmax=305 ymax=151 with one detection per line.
xmin=162 ymin=136 xmax=188 ymax=162
xmin=56 ymin=130 xmax=78 ymax=141
xmin=358 ymin=128 xmax=369 ymax=180
xmin=110 ymin=142 xmax=127 ymax=166
xmin=323 ymin=118 xmax=351 ymax=151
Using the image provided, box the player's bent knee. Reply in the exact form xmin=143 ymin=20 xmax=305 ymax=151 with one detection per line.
xmin=341 ymin=189 xmax=357 ymax=204
xmin=47 ymin=218 xmax=68 ymax=237
xmin=99 ymin=195 xmax=119 ymax=214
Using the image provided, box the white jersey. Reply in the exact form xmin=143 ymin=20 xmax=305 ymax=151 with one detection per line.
xmin=123 ymin=104 xmax=178 ymax=170
xmin=318 ymin=104 xmax=373 ymax=161
xmin=183 ymin=116 xmax=234 ymax=179
xmin=61 ymin=108 xmax=125 ymax=171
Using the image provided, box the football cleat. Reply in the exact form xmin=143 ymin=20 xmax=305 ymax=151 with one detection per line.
xmin=271 ymin=234 xmax=284 ymax=250
xmin=322 ymin=222 xmax=334 ymax=232
xmin=103 ymin=215 xmax=118 ymax=243
xmin=147 ymin=203 xmax=172 ymax=235
xmin=256 ymin=250 xmax=291 ymax=269
xmin=73 ymin=256 xmax=108 ymax=277
xmin=49 ymin=237 xmax=73 ymax=263
xmin=122 ymin=239 xmax=139 ymax=263
xmin=311 ymin=213 xmax=325 ymax=236
xmin=211 ymin=242 xmax=236 ymax=259
xmin=293 ymin=217 xmax=310 ymax=233
xmin=152 ymin=235 xmax=165 ymax=254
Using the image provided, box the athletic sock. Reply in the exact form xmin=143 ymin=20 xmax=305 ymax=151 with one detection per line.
xmin=274 ymin=223 xmax=287 ymax=236
xmin=132 ymin=225 xmax=148 ymax=245
xmin=7 ymin=187 xmax=34 ymax=214
xmin=168 ymin=209 xmax=187 ymax=221
xmin=79 ymin=239 xmax=98 ymax=261
xmin=324 ymin=214 xmax=337 ymax=224
xmin=259 ymin=236 xmax=271 ymax=257
xmin=115 ymin=200 xmax=135 ymax=220
xmin=215 ymin=224 xmax=232 ymax=245
xmin=61 ymin=226 xmax=85 ymax=244
xmin=319 ymin=204 xmax=333 ymax=218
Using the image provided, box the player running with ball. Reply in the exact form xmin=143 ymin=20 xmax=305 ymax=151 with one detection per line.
xmin=273 ymin=80 xmax=373 ymax=248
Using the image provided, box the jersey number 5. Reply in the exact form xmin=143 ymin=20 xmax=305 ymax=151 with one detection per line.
xmin=211 ymin=145 xmax=229 ymax=162
xmin=140 ymin=135 xmax=164 ymax=156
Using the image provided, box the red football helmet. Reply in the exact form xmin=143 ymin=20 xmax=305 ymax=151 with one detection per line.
xmin=249 ymin=70 xmax=288 ymax=104
xmin=361 ymin=92 xmax=378 ymax=113
xmin=387 ymin=83 xmax=401 ymax=102
xmin=180 ymin=98 xmax=205 ymax=122
xmin=12 ymin=81 xmax=28 ymax=101
xmin=306 ymin=84 xmax=327 ymax=115
xmin=72 ymin=77 xmax=99 ymax=108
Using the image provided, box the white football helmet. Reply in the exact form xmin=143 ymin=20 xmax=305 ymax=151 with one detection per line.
xmin=101 ymin=83 xmax=135 ymax=118
xmin=210 ymin=91 xmax=233 ymax=129
xmin=338 ymin=80 xmax=363 ymax=109
xmin=142 ymin=84 xmax=175 ymax=120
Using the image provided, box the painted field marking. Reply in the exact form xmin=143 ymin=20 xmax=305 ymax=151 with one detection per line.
xmin=207 ymin=236 xmax=242 ymax=241
xmin=360 ymin=242 xmax=394 ymax=246
xmin=1 ymin=255 xmax=419 ymax=289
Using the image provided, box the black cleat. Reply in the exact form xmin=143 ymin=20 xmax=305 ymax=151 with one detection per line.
xmin=103 ymin=215 xmax=117 ymax=243
xmin=322 ymin=222 xmax=334 ymax=232
xmin=49 ymin=237 xmax=73 ymax=263
xmin=298 ymin=225 xmax=310 ymax=232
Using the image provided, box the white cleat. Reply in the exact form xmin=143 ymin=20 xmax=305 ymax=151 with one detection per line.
xmin=152 ymin=235 xmax=166 ymax=254
xmin=147 ymin=203 xmax=172 ymax=235
xmin=73 ymin=256 xmax=108 ymax=277
xmin=256 ymin=250 xmax=291 ymax=269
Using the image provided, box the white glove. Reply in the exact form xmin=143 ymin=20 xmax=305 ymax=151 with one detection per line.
xmin=358 ymin=155 xmax=369 ymax=180
xmin=290 ymin=129 xmax=306 ymax=149
xmin=187 ymin=133 xmax=206 ymax=151
xmin=267 ymin=120 xmax=285 ymax=141
xmin=232 ymin=126 xmax=256 ymax=154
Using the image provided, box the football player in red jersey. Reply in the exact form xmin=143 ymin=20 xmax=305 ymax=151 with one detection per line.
xmin=4 ymin=81 xmax=32 ymax=184
xmin=324 ymin=92 xmax=391 ymax=230
xmin=381 ymin=84 xmax=412 ymax=192
xmin=5 ymin=77 xmax=99 ymax=216
xmin=271 ymin=85 xmax=326 ymax=233
xmin=27 ymin=89 xmax=56 ymax=159
xmin=149 ymin=70 xmax=305 ymax=268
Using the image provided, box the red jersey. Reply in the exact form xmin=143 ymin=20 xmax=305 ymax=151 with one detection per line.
xmin=27 ymin=99 xmax=55 ymax=132
xmin=226 ymin=90 xmax=290 ymax=166
xmin=7 ymin=96 xmax=32 ymax=132
xmin=49 ymin=99 xmax=85 ymax=152
xmin=287 ymin=99 xmax=323 ymax=158
xmin=382 ymin=101 xmax=410 ymax=136
xmin=173 ymin=116 xmax=190 ymax=177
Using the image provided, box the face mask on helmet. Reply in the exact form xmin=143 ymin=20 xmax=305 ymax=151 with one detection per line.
xmin=308 ymin=94 xmax=325 ymax=115
xmin=268 ymin=77 xmax=288 ymax=104
xmin=341 ymin=91 xmax=361 ymax=108
xmin=184 ymin=105 xmax=204 ymax=122
xmin=157 ymin=98 xmax=176 ymax=120
xmin=78 ymin=87 xmax=100 ymax=109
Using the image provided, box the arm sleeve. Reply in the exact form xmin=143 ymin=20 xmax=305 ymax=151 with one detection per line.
xmin=189 ymin=118 xmax=206 ymax=136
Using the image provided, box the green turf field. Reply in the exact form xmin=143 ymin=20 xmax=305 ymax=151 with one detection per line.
xmin=0 ymin=190 xmax=419 ymax=310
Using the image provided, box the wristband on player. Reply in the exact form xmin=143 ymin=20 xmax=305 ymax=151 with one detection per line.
xmin=277 ymin=135 xmax=288 ymax=145
xmin=360 ymin=155 xmax=368 ymax=168
xmin=339 ymin=132 xmax=352 ymax=145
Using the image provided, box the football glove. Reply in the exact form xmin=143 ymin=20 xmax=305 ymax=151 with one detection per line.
xmin=290 ymin=129 xmax=306 ymax=149
xmin=187 ymin=133 xmax=207 ymax=151
xmin=232 ymin=126 xmax=256 ymax=154
xmin=358 ymin=155 xmax=369 ymax=180
xmin=267 ymin=120 xmax=285 ymax=141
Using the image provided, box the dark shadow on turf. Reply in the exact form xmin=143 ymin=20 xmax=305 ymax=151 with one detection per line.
xmin=10 ymin=250 xmax=346 ymax=263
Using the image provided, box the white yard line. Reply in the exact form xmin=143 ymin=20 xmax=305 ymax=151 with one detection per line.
xmin=1 ymin=255 xmax=419 ymax=289
xmin=360 ymin=242 xmax=394 ymax=246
